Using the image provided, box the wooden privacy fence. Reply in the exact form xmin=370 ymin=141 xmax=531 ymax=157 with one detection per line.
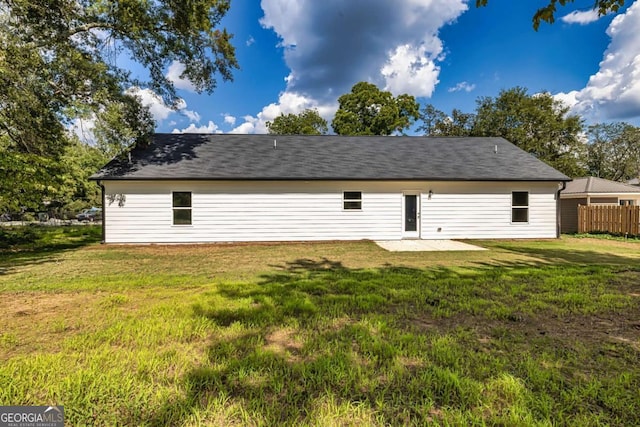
xmin=578 ymin=205 xmax=640 ymax=236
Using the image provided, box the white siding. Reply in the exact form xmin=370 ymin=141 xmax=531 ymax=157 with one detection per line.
xmin=102 ymin=180 xmax=560 ymax=243
xmin=421 ymin=182 xmax=559 ymax=239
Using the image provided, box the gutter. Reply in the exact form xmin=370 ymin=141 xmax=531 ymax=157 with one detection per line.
xmin=557 ymin=180 xmax=567 ymax=238
xmin=97 ymin=180 xmax=106 ymax=244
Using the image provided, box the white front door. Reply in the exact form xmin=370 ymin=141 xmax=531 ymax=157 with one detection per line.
xmin=403 ymin=193 xmax=420 ymax=238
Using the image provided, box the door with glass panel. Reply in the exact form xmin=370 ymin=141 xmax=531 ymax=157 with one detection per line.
xmin=403 ymin=193 xmax=420 ymax=238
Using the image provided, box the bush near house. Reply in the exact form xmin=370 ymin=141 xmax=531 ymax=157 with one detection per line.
xmin=0 ymin=229 xmax=639 ymax=426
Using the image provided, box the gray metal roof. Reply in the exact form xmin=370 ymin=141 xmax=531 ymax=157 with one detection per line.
xmin=563 ymin=176 xmax=640 ymax=195
xmin=91 ymin=134 xmax=570 ymax=182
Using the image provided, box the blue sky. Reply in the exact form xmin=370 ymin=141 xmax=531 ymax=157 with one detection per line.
xmin=136 ymin=0 xmax=640 ymax=135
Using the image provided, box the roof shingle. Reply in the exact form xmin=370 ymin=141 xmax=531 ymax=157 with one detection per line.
xmin=91 ymin=134 xmax=570 ymax=182
xmin=563 ymin=177 xmax=640 ymax=195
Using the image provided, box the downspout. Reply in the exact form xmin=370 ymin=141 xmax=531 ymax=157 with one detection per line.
xmin=556 ymin=181 xmax=567 ymax=238
xmin=98 ymin=180 xmax=106 ymax=244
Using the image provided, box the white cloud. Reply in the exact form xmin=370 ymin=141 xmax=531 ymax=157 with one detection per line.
xmin=555 ymin=2 xmax=640 ymax=121
xmin=381 ymin=44 xmax=441 ymax=97
xmin=183 ymin=109 xmax=201 ymax=123
xmin=223 ymin=114 xmax=236 ymax=125
xmin=68 ymin=115 xmax=97 ymax=144
xmin=234 ymin=1 xmax=467 ymax=135
xmin=553 ymin=90 xmax=580 ymax=110
xmin=126 ymin=87 xmax=205 ymax=131
xmin=172 ymin=121 xmax=222 ymax=134
xmin=246 ymin=36 xmax=255 ymax=46
xmin=166 ymin=61 xmax=196 ymax=92
xmin=230 ymin=92 xmax=336 ymax=134
xmin=447 ymin=81 xmax=476 ymax=93
xmin=560 ymin=9 xmax=601 ymax=25
xmin=229 ymin=121 xmax=256 ymax=134
xmin=127 ymin=87 xmax=174 ymax=122
xmin=260 ymin=0 xmax=467 ymax=100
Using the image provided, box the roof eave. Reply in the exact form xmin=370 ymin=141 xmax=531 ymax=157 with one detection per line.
xmin=91 ymin=176 xmax=570 ymax=182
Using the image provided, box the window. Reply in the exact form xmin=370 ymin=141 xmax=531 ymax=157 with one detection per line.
xmin=172 ymin=192 xmax=192 ymax=225
xmin=511 ymin=191 xmax=528 ymax=223
xmin=343 ymin=191 xmax=362 ymax=210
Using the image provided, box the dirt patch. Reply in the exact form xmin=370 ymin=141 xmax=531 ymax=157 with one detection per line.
xmin=0 ymin=292 xmax=102 ymax=359
xmin=263 ymin=327 xmax=304 ymax=362
xmin=405 ymin=309 xmax=640 ymax=353
xmin=4 ymin=292 xmax=92 ymax=315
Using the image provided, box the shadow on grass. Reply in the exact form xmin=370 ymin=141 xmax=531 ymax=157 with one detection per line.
xmin=0 ymin=225 xmax=101 ymax=275
xmin=144 ymin=257 xmax=640 ymax=426
xmin=488 ymin=244 xmax=640 ymax=267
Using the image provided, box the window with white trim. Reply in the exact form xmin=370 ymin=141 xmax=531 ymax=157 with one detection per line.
xmin=172 ymin=192 xmax=192 ymax=225
xmin=343 ymin=191 xmax=362 ymax=210
xmin=511 ymin=191 xmax=528 ymax=223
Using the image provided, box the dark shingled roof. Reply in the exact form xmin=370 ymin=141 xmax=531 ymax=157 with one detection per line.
xmin=90 ymin=134 xmax=570 ymax=182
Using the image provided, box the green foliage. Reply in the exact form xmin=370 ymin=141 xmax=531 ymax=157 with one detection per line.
xmin=57 ymin=138 xmax=109 ymax=210
xmin=473 ymin=88 xmax=585 ymax=176
xmin=420 ymin=88 xmax=586 ymax=177
xmin=0 ymin=136 xmax=106 ymax=214
xmin=266 ymin=109 xmax=328 ymax=135
xmin=0 ymin=0 xmax=238 ymax=210
xmin=332 ymin=82 xmax=420 ymax=135
xmin=93 ymin=96 xmax=156 ymax=159
xmin=476 ymin=0 xmax=626 ymax=30
xmin=0 ymin=225 xmax=101 ymax=250
xmin=0 ymin=137 xmax=65 ymax=212
xmin=419 ymin=104 xmax=475 ymax=137
xmin=586 ymin=122 xmax=640 ymax=181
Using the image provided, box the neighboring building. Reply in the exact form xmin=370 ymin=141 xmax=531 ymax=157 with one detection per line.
xmin=627 ymin=177 xmax=640 ymax=186
xmin=560 ymin=176 xmax=640 ymax=233
xmin=91 ymin=134 xmax=569 ymax=244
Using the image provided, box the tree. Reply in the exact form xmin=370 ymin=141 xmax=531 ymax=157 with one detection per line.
xmin=418 ymin=104 xmax=475 ymax=137
xmin=476 ymin=0 xmax=626 ymax=30
xmin=331 ymin=82 xmax=420 ymax=136
xmin=93 ymin=97 xmax=156 ymax=159
xmin=417 ymin=104 xmax=447 ymax=136
xmin=586 ymin=122 xmax=640 ymax=181
xmin=0 ymin=0 xmax=238 ymax=211
xmin=472 ymin=87 xmax=586 ymax=176
xmin=266 ymin=109 xmax=328 ymax=135
xmin=418 ymin=88 xmax=586 ymax=177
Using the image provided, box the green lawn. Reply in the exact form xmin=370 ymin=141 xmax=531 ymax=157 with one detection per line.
xmin=1 ymin=226 xmax=639 ymax=426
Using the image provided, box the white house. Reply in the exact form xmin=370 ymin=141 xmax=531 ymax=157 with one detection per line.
xmin=90 ymin=134 xmax=570 ymax=243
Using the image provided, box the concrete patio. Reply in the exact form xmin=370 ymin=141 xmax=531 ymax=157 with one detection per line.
xmin=375 ymin=240 xmax=487 ymax=252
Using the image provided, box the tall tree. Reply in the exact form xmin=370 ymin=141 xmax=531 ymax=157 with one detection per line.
xmin=418 ymin=104 xmax=475 ymax=137
xmin=331 ymin=82 xmax=419 ymax=136
xmin=472 ymin=87 xmax=585 ymax=176
xmin=266 ymin=109 xmax=328 ymax=135
xmin=0 ymin=0 xmax=238 ymax=211
xmin=418 ymin=88 xmax=586 ymax=177
xmin=586 ymin=122 xmax=640 ymax=181
xmin=476 ymin=0 xmax=626 ymax=30
xmin=417 ymin=104 xmax=447 ymax=136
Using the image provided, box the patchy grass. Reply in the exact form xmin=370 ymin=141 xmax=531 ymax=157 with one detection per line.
xmin=571 ymin=232 xmax=640 ymax=242
xmin=0 ymin=224 xmax=101 ymax=251
xmin=0 ymin=230 xmax=639 ymax=426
